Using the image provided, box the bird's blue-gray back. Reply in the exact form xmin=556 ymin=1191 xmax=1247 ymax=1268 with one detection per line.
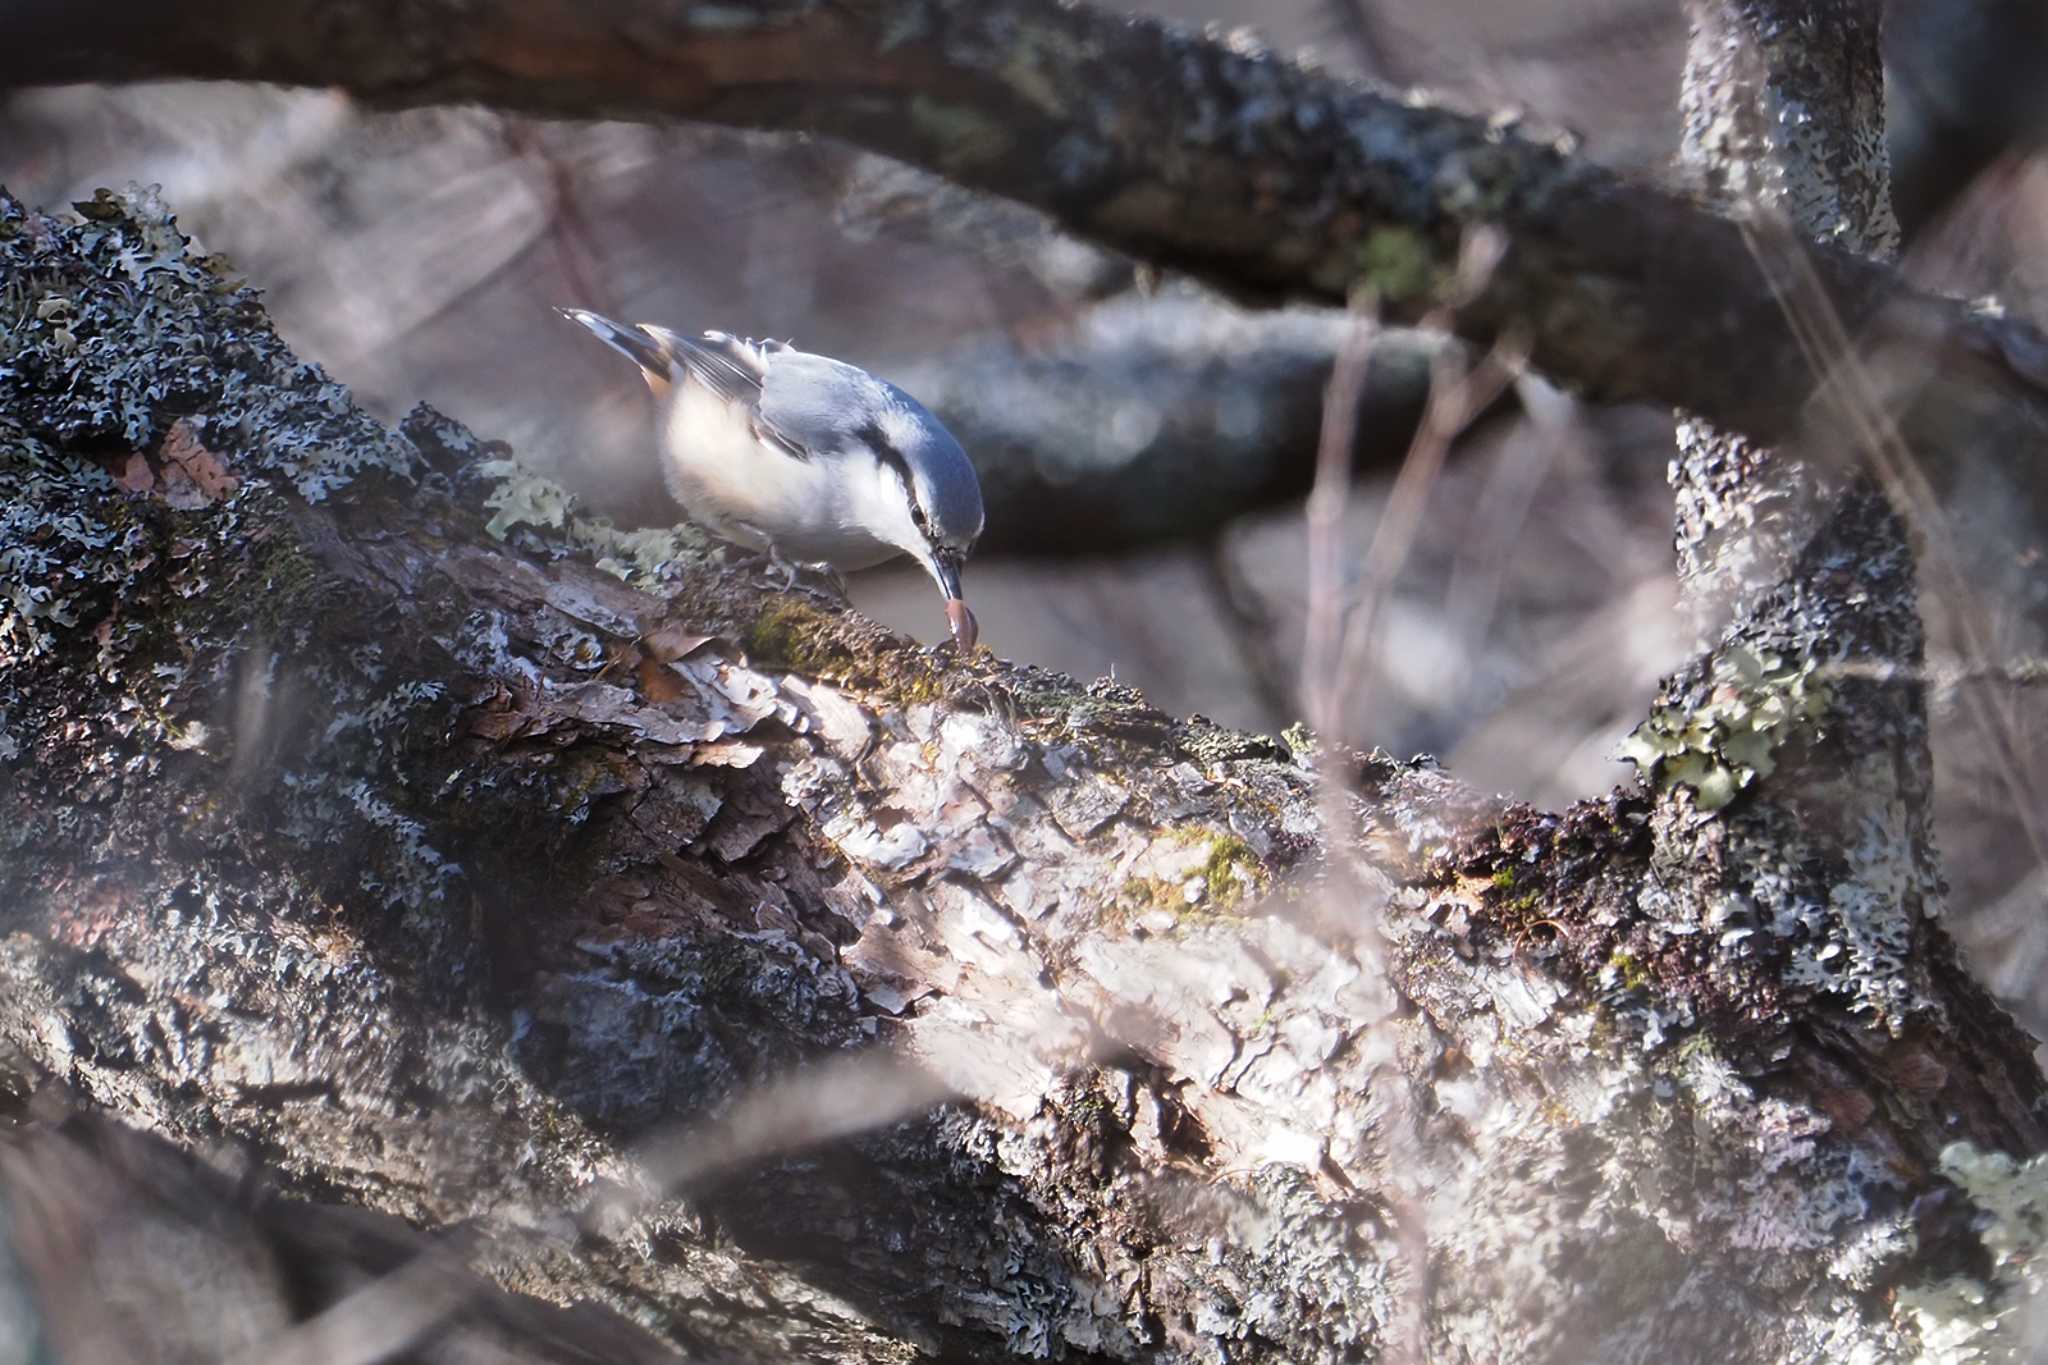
xmin=757 ymin=352 xmax=891 ymax=458
xmin=757 ymin=354 xmax=982 ymax=548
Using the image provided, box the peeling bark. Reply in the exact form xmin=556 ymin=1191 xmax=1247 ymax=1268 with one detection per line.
xmin=4 ymin=181 xmax=2048 ymax=1363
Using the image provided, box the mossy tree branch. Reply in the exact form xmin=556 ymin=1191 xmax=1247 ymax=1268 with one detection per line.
xmin=3 ymin=181 xmax=2047 ymax=1361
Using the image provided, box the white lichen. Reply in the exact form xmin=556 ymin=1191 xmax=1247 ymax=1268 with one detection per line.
xmin=1897 ymin=1143 xmax=2048 ymax=1362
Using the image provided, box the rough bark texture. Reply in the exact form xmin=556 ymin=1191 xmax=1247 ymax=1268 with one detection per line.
xmin=5 ymin=177 xmax=2048 ymax=1361
xmin=1634 ymin=0 xmax=1934 ymax=1009
xmin=10 ymin=0 xmax=2048 ymax=465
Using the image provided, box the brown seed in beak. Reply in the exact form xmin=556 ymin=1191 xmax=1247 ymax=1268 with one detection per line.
xmin=945 ymin=598 xmax=979 ymax=652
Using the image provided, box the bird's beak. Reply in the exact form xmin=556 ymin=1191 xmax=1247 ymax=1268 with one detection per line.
xmin=930 ymin=552 xmax=978 ymax=652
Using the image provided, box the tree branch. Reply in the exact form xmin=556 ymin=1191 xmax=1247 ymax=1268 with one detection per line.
xmin=896 ymin=298 xmax=1457 ymax=557
xmin=4 ymin=180 xmax=2047 ymax=1362
xmin=8 ymin=0 xmax=2048 ymax=460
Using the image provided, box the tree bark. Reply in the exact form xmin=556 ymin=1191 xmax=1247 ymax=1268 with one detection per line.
xmin=1640 ymin=0 xmax=1929 ymax=1009
xmin=3 ymin=168 xmax=2047 ymax=1364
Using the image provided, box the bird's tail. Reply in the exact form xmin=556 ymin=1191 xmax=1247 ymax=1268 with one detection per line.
xmin=557 ymin=307 xmax=677 ymax=385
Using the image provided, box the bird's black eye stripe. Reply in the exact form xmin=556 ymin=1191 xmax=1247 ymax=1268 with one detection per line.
xmin=858 ymin=419 xmax=933 ymax=538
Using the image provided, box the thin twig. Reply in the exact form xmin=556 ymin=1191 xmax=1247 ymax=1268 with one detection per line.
xmin=1327 ymin=230 xmax=1520 ymax=744
xmin=1302 ymin=302 xmax=1383 ymax=736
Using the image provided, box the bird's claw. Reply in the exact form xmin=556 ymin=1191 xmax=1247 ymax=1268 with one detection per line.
xmin=778 ymin=559 xmax=846 ymax=603
xmin=720 ymin=543 xmax=844 ymax=602
xmin=763 ymin=556 xmax=845 ymax=603
xmin=798 ymin=560 xmax=850 ymax=598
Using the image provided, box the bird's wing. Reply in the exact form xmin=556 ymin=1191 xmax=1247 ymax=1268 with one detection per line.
xmin=754 ymin=351 xmax=892 ymax=468
xmin=639 ymin=327 xmax=818 ymax=463
xmin=660 ymin=330 xmax=765 ymax=405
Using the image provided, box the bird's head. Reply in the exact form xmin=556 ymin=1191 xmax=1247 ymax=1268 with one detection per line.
xmin=863 ymin=393 xmax=984 ymax=651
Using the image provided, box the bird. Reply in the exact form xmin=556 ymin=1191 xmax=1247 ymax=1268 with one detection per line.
xmin=559 ymin=307 xmax=984 ymax=652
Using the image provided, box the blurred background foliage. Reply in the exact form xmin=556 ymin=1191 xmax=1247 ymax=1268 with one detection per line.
xmin=7 ymin=0 xmax=2048 ymax=1037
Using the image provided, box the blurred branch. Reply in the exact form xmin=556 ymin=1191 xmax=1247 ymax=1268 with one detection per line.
xmin=0 ymin=1112 xmax=678 ymax=1364
xmin=1315 ymin=0 xmax=1403 ymax=81
xmin=893 ymin=294 xmax=1468 ymax=557
xmin=9 ymin=0 xmax=2048 ymax=460
xmin=1888 ymin=0 xmax=2048 ymax=242
xmin=827 ymin=150 xmax=1137 ymax=307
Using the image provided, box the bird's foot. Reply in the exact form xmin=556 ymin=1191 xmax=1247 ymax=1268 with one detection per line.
xmin=715 ymin=524 xmax=839 ymax=600
xmin=793 ymin=560 xmax=849 ymax=600
xmin=724 ymin=546 xmax=844 ymax=602
xmin=715 ymin=542 xmax=772 ymax=574
xmin=757 ymin=549 xmax=802 ymax=594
